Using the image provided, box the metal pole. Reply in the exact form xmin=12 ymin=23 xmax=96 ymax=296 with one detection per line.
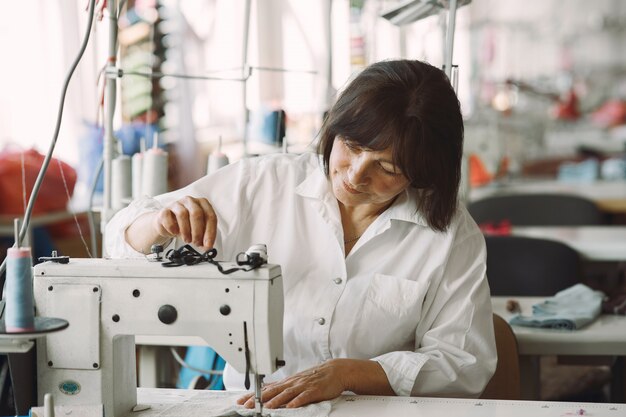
xmin=444 ymin=0 xmax=458 ymax=79
xmin=241 ymin=0 xmax=252 ymax=157
xmin=102 ymin=0 xmax=119 ymax=255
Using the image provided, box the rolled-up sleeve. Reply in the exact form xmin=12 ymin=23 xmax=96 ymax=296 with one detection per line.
xmin=104 ymin=196 xmax=166 ymax=258
xmin=372 ymin=230 xmax=496 ymax=398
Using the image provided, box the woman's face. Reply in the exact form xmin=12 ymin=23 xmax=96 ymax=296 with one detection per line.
xmin=329 ymin=136 xmax=410 ymax=209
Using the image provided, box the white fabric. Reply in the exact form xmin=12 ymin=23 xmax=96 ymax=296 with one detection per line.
xmin=160 ymin=391 xmax=333 ymax=417
xmin=106 ymin=152 xmax=496 ymax=398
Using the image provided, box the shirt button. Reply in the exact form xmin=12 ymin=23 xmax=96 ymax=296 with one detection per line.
xmin=316 ymin=317 xmax=326 ymax=325
xmin=333 ymin=277 xmax=343 ymax=285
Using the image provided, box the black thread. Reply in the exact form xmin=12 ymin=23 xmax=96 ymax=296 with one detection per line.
xmin=161 ymin=245 xmax=264 ymax=274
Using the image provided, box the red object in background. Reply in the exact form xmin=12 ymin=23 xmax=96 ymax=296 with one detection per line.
xmin=479 ymin=220 xmax=512 ymax=236
xmin=552 ymin=90 xmax=580 ymax=121
xmin=469 ymin=153 xmax=493 ymax=187
xmin=0 ymin=148 xmax=77 ymax=216
xmin=591 ymin=99 xmax=626 ymax=128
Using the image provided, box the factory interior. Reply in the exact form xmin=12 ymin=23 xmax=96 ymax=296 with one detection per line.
xmin=1 ymin=1 xmax=626 ymax=416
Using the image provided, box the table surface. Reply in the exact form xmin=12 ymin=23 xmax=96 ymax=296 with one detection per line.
xmin=0 ymin=210 xmax=84 ymax=233
xmin=510 ymin=226 xmax=626 ymax=262
xmin=492 ymin=296 xmax=626 ymax=356
xmin=134 ymin=388 xmax=626 ymax=417
xmin=469 ymin=179 xmax=626 ymax=213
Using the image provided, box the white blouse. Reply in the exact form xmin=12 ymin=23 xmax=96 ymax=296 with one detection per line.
xmin=105 ymin=152 xmax=496 ymax=398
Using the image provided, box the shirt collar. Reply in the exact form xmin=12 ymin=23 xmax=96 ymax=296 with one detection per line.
xmin=295 ymin=157 xmax=332 ymax=201
xmin=385 ymin=188 xmax=428 ymax=227
xmin=295 ymin=157 xmax=428 ymax=227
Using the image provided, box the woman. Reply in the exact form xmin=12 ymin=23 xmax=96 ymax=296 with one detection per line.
xmin=106 ymin=59 xmax=496 ymax=409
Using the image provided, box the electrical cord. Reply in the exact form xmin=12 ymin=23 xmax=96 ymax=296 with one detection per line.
xmin=0 ymin=0 xmax=98 ymax=278
xmin=169 ymin=347 xmax=224 ymax=376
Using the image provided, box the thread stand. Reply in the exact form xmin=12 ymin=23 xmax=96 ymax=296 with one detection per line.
xmin=0 ymin=219 xmax=69 ymax=354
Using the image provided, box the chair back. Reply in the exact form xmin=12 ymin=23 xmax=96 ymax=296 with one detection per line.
xmin=481 ymin=314 xmax=521 ymax=400
xmin=485 ymin=235 xmax=582 ymax=296
xmin=468 ymin=193 xmax=605 ymax=226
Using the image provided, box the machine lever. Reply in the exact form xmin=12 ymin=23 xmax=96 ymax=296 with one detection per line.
xmin=243 ymin=321 xmax=251 ymax=390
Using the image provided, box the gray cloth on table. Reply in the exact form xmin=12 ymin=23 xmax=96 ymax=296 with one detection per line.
xmin=509 ymin=284 xmax=604 ymax=330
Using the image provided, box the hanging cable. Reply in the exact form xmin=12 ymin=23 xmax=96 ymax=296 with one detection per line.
xmin=168 ymin=347 xmax=224 ymax=376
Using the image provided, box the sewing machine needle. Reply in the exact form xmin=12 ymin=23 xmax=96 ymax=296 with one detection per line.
xmin=255 ymin=373 xmax=263 ymax=416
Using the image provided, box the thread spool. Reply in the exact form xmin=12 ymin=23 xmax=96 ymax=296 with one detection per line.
xmin=132 ymin=152 xmax=144 ymax=199
xmin=207 ymin=136 xmax=229 ymax=175
xmin=112 ymin=154 xmax=132 ymax=210
xmin=142 ymin=148 xmax=168 ymax=197
xmin=5 ymin=246 xmax=35 ymax=332
xmin=207 ymin=153 xmax=229 ymax=175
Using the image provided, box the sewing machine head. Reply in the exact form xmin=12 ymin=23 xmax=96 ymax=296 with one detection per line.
xmin=33 ymin=254 xmax=284 ymax=417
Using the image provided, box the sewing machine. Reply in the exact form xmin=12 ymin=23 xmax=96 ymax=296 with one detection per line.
xmin=33 ymin=255 xmax=284 ymax=417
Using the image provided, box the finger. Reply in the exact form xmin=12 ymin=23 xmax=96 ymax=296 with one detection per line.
xmin=242 ymin=383 xmax=285 ymax=409
xmin=263 ymin=387 xmax=303 ymax=409
xmin=170 ymin=202 xmax=192 ymax=243
xmin=286 ymin=389 xmax=318 ymax=409
xmin=197 ymin=198 xmax=217 ymax=248
xmin=155 ymin=209 xmax=179 ymax=237
xmin=182 ymin=198 xmax=208 ymax=247
xmin=238 ymin=380 xmax=280 ymax=408
xmin=236 ymin=392 xmax=254 ymax=405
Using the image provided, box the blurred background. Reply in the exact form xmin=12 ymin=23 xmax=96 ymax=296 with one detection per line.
xmin=1 ymin=0 xmax=626 ymax=190
xmin=2 ymin=0 xmax=625 ymax=192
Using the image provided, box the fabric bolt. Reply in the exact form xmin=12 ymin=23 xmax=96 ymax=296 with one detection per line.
xmin=510 ymin=284 xmax=604 ymax=330
xmin=106 ymin=152 xmax=496 ymax=398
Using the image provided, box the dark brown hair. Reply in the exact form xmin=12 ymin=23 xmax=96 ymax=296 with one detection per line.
xmin=317 ymin=60 xmax=463 ymax=231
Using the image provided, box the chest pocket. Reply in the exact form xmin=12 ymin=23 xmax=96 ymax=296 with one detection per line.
xmin=365 ymin=273 xmax=430 ymax=320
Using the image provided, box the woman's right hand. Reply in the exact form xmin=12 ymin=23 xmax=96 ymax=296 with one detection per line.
xmin=152 ymin=196 xmax=218 ymax=250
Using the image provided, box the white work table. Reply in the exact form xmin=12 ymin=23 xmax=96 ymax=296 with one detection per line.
xmin=510 ymin=226 xmax=626 ymax=262
xmin=492 ymin=296 xmax=626 ymax=401
xmin=134 ymin=388 xmax=626 ymax=417
xmin=469 ymin=179 xmax=626 ymax=214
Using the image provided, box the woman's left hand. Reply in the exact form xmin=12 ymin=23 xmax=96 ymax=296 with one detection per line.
xmin=237 ymin=360 xmax=347 ymax=409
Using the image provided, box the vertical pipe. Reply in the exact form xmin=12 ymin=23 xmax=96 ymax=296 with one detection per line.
xmin=451 ymin=65 xmax=459 ymax=94
xmin=326 ymin=0 xmax=333 ymax=109
xmin=444 ymin=0 xmax=458 ymax=79
xmin=102 ymin=0 xmax=119 ymax=254
xmin=241 ymin=0 xmax=252 ymax=157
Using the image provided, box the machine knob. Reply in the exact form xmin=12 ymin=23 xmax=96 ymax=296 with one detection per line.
xmin=148 ymin=244 xmax=165 ymax=262
xmin=151 ymin=244 xmax=164 ymax=255
xmin=158 ymin=304 xmax=178 ymax=324
xmin=219 ymin=305 xmax=231 ymax=316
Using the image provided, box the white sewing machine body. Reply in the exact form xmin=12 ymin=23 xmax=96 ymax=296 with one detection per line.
xmin=33 ymin=257 xmax=284 ymax=417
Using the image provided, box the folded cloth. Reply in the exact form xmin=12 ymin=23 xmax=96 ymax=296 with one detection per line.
xmin=158 ymin=391 xmax=334 ymax=417
xmin=509 ymin=284 xmax=604 ymax=330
